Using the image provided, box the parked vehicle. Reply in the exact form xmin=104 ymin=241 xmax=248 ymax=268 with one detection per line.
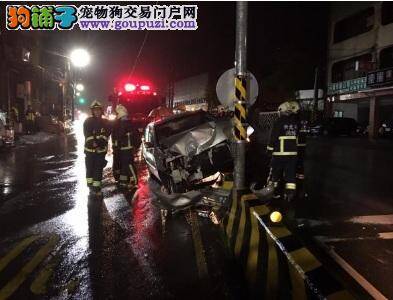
xmin=309 ymin=117 xmax=359 ymax=136
xmin=379 ymin=118 xmax=393 ymax=138
xmin=142 ymin=110 xmax=233 ymax=194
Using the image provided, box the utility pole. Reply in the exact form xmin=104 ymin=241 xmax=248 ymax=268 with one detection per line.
xmin=233 ymin=2 xmax=248 ymax=190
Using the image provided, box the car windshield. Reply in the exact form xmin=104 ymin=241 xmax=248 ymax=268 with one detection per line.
xmin=155 ymin=111 xmax=213 ymax=141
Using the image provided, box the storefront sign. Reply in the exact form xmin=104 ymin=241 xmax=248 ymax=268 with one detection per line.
xmin=327 ymin=77 xmax=367 ymax=95
xmin=366 ymin=68 xmax=393 ymax=87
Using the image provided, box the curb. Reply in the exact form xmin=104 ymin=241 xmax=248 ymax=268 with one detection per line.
xmin=222 ymin=190 xmax=354 ymax=299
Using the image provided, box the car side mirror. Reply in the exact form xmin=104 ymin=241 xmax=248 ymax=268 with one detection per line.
xmin=144 ymin=141 xmax=154 ymax=148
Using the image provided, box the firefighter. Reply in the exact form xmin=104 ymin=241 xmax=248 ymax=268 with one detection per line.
xmin=112 ymin=104 xmax=137 ymax=190
xmin=25 ymin=105 xmax=36 ymax=134
xmin=84 ymin=101 xmax=110 ymax=196
xmin=266 ymin=101 xmax=300 ymax=202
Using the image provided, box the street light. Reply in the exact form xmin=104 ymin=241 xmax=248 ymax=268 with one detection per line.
xmin=76 ymin=83 xmax=84 ymax=92
xmin=70 ymin=48 xmax=91 ymax=68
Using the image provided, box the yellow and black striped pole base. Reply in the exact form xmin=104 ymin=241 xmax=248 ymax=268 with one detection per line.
xmin=234 ymin=75 xmax=248 ymax=141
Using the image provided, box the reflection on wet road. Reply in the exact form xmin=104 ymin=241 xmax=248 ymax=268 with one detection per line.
xmin=0 ymin=122 xmax=243 ymax=299
xmin=297 ymin=137 xmax=393 ymax=299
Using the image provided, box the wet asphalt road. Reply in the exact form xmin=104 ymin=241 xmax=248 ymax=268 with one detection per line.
xmin=2 ymin=123 xmax=393 ymax=299
xmin=0 ymin=121 xmax=244 ymax=300
xmin=297 ymin=137 xmax=393 ymax=299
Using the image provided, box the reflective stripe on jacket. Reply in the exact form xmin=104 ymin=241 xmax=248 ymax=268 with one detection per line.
xmin=267 ymin=114 xmax=300 ymax=156
xmin=26 ymin=112 xmax=35 ymax=121
xmin=83 ymin=116 xmax=110 ymax=154
xmin=112 ymin=118 xmax=134 ymax=152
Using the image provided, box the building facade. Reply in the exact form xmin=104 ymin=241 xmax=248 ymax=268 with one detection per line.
xmin=327 ymin=2 xmax=393 ymax=138
xmin=0 ymin=29 xmax=73 ymax=125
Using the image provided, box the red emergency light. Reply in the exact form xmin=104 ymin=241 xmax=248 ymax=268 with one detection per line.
xmin=140 ymin=85 xmax=150 ymax=91
xmin=124 ymin=83 xmax=136 ymax=92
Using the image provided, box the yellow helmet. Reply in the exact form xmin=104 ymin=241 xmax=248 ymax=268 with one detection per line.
xmin=278 ymin=101 xmax=291 ymax=114
xmin=115 ymin=104 xmax=128 ymax=119
xmin=90 ymin=100 xmax=103 ymax=109
xmin=288 ymin=101 xmax=300 ymax=114
xmin=278 ymin=101 xmax=300 ymax=115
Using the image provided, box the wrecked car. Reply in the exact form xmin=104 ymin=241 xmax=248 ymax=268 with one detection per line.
xmin=142 ymin=110 xmax=233 ymax=194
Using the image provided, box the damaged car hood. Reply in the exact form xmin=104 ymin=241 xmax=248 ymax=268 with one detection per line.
xmin=160 ymin=120 xmax=231 ymax=157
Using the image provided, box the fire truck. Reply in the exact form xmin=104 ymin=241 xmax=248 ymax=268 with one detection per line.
xmin=108 ymin=80 xmax=164 ymax=134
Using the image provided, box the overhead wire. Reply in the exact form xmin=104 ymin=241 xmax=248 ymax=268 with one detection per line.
xmin=126 ymin=1 xmax=159 ymax=81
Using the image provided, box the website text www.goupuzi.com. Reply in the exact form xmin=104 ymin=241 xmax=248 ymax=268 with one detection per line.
xmin=78 ymin=19 xmax=198 ymax=30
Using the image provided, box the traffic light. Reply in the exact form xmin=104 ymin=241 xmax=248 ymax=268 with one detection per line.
xmin=78 ymin=97 xmax=86 ymax=104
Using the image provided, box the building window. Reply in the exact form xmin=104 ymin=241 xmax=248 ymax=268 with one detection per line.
xmin=334 ymin=110 xmax=344 ymax=118
xmin=380 ymin=46 xmax=393 ymax=69
xmin=332 ymin=53 xmax=373 ymax=83
xmin=333 ymin=7 xmax=374 ymax=43
xmin=382 ymin=2 xmax=393 ymax=25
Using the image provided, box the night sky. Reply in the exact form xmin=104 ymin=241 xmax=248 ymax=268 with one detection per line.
xmin=6 ymin=2 xmax=328 ymax=106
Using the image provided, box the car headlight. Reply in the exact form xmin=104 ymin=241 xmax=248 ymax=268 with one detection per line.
xmin=185 ymin=140 xmax=198 ymax=156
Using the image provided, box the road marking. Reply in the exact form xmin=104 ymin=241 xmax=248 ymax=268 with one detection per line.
xmin=246 ymin=211 xmax=259 ymax=286
xmin=0 ymin=234 xmax=59 ymax=300
xmin=325 ymin=247 xmax=388 ymax=300
xmin=226 ymin=192 xmax=238 ymax=238
xmin=288 ymin=263 xmax=306 ymax=299
xmin=378 ymin=232 xmax=393 ymax=239
xmin=0 ymin=236 xmax=39 ymax=273
xmin=266 ymin=234 xmax=278 ymax=299
xmin=188 ymin=211 xmax=208 ymax=279
xmin=234 ymin=199 xmax=246 ymax=257
xmin=349 ymin=214 xmax=393 ymax=225
xmin=30 ymin=256 xmax=60 ymax=295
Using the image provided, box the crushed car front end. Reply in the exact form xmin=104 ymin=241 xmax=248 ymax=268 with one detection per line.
xmin=146 ymin=111 xmax=233 ymax=193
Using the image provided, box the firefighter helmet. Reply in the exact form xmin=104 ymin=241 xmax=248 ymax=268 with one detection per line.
xmin=90 ymin=100 xmax=103 ymax=109
xmin=115 ymin=104 xmax=128 ymax=119
xmin=278 ymin=101 xmax=300 ymax=115
xmin=288 ymin=101 xmax=300 ymax=114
